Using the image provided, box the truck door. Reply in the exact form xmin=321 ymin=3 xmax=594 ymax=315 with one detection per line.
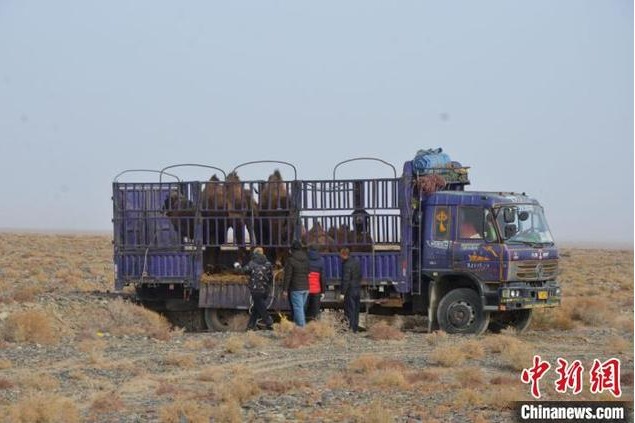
xmin=452 ymin=206 xmax=502 ymax=282
xmin=421 ymin=205 xmax=453 ymax=270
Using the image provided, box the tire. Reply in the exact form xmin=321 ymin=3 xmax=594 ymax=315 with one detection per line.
xmin=203 ymin=308 xmax=248 ymax=332
xmin=436 ymin=288 xmax=490 ymax=335
xmin=489 ymin=309 xmax=533 ymax=334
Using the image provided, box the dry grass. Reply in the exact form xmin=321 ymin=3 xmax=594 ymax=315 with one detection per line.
xmin=367 ymin=320 xmax=405 ymax=341
xmin=1 ymin=309 xmax=58 ymax=345
xmin=244 ymin=331 xmax=268 ymax=348
xmin=454 ymin=388 xmax=485 ymax=407
xmin=369 ymin=368 xmax=409 ymax=389
xmin=197 ymin=366 xmax=225 ymax=383
xmin=305 ymin=318 xmax=337 ymax=340
xmin=458 ymin=338 xmax=486 ymax=359
xmin=0 ymin=234 xmax=631 ymax=420
xmin=0 ymin=377 xmax=14 ymax=390
xmin=258 ymin=378 xmax=308 ymax=394
xmin=426 ymin=330 xmax=449 ymax=346
xmin=406 ymin=369 xmax=442 ymax=385
xmin=349 ymin=354 xmax=383 ymax=373
xmin=456 ymin=366 xmax=485 ymax=387
xmin=4 ymin=394 xmax=81 ymax=423
xmin=272 ymin=313 xmax=295 ymax=337
xmin=478 ymin=334 xmax=534 ymax=371
xmin=164 ymin=353 xmax=196 ymax=368
xmin=16 ymin=373 xmax=60 ymax=391
xmin=606 ymin=336 xmax=631 ymax=354
xmin=89 ymin=391 xmax=124 ymax=414
xmin=429 ymin=345 xmax=466 ymax=367
xmin=158 ymin=399 xmax=216 ymax=423
xmin=281 ymin=327 xmax=314 ymax=348
xmin=224 ymin=335 xmax=245 ymax=353
xmin=217 ymin=365 xmax=260 ymax=404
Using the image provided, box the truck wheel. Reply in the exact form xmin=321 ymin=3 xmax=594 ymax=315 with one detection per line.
xmin=204 ymin=308 xmax=247 ymax=332
xmin=436 ymin=288 xmax=489 ymax=335
xmin=489 ymin=310 xmax=533 ymax=334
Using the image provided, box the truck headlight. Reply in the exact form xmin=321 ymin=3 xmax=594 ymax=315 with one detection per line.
xmin=502 ymin=289 xmax=510 ymax=298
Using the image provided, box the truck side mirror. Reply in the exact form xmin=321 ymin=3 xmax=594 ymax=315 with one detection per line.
xmin=504 ymin=224 xmax=517 ymax=239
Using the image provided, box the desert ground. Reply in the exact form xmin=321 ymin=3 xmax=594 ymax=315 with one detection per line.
xmin=0 ymin=233 xmax=632 ymax=422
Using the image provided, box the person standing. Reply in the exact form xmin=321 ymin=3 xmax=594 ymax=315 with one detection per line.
xmin=283 ymin=240 xmax=310 ymax=327
xmin=339 ymin=248 xmax=362 ymax=332
xmin=235 ymin=247 xmax=274 ymax=330
xmin=306 ymin=244 xmax=325 ymax=321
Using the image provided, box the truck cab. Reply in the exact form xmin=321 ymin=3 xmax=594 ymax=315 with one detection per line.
xmin=417 ymin=191 xmax=562 ymax=334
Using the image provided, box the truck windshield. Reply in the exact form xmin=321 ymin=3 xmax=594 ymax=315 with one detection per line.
xmin=495 ymin=204 xmax=554 ymax=246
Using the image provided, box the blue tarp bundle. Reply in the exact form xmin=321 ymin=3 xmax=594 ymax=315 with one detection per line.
xmin=412 ymin=148 xmax=451 ymax=173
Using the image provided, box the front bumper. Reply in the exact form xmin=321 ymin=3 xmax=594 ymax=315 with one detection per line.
xmin=484 ymin=281 xmax=561 ymax=311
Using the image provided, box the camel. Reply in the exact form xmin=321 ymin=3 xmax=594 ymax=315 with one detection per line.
xmin=163 ymin=188 xmax=196 ymax=242
xmin=200 ymin=174 xmax=227 ymax=272
xmin=258 ymin=170 xmax=294 ymax=266
xmin=302 ymin=221 xmax=337 ymax=253
xmin=224 ymin=171 xmax=257 ymax=263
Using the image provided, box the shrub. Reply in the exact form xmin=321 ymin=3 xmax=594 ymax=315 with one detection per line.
xmin=458 ymin=339 xmax=486 ymax=360
xmin=455 ymin=388 xmax=484 ymax=407
xmin=305 ymin=319 xmax=336 ymax=340
xmin=164 ymin=353 xmax=195 ymax=368
xmin=158 ymin=399 xmax=214 ymax=423
xmin=406 ymin=369 xmax=441 ymax=386
xmin=0 ymin=377 xmax=14 ymax=390
xmin=89 ymin=391 xmax=124 ymax=414
xmin=349 ymin=355 xmax=382 ymax=374
xmin=225 ymin=335 xmax=245 ymax=353
xmin=367 ymin=321 xmax=405 ymax=341
xmin=1 ymin=309 xmax=58 ymax=345
xmin=5 ymin=394 xmax=81 ymax=423
xmin=281 ymin=327 xmax=314 ymax=349
xmin=429 ymin=345 xmax=466 ymax=367
xmin=272 ymin=314 xmax=295 ymax=337
xmin=369 ymin=369 xmax=409 ymax=389
xmin=218 ymin=366 xmax=260 ymax=404
xmin=455 ymin=367 xmax=485 ymax=387
xmin=244 ymin=331 xmax=268 ymax=349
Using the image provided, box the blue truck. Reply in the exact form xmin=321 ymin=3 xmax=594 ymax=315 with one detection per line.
xmin=112 ymin=155 xmax=561 ymax=334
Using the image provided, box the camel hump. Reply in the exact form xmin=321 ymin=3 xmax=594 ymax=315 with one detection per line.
xmin=273 ymin=169 xmax=282 ymax=179
xmin=210 ymin=174 xmax=219 ymax=182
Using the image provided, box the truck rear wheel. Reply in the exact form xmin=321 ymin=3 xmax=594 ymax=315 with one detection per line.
xmin=436 ymin=288 xmax=489 ymax=335
xmin=489 ymin=310 xmax=532 ymax=334
xmin=204 ymin=308 xmax=248 ymax=332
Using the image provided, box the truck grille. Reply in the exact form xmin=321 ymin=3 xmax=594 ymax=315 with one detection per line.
xmin=513 ymin=260 xmax=558 ymax=281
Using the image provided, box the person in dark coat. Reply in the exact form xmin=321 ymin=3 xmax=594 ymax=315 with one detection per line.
xmin=283 ymin=240 xmax=310 ymax=326
xmin=235 ymin=247 xmax=274 ymax=330
xmin=305 ymin=244 xmax=325 ymax=321
xmin=339 ymin=247 xmax=362 ymax=332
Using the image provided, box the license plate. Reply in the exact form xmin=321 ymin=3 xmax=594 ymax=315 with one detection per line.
xmin=538 ymin=291 xmax=548 ymax=300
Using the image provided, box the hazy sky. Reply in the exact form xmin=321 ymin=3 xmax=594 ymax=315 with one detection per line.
xmin=0 ymin=1 xmax=632 ymax=246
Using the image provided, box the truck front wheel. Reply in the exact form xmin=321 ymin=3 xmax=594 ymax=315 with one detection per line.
xmin=436 ymin=288 xmax=489 ymax=335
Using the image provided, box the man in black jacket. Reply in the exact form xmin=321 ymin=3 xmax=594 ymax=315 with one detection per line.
xmin=283 ymin=240 xmax=310 ymax=326
xmin=339 ymin=247 xmax=362 ymax=332
xmin=236 ymin=247 xmax=274 ymax=330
